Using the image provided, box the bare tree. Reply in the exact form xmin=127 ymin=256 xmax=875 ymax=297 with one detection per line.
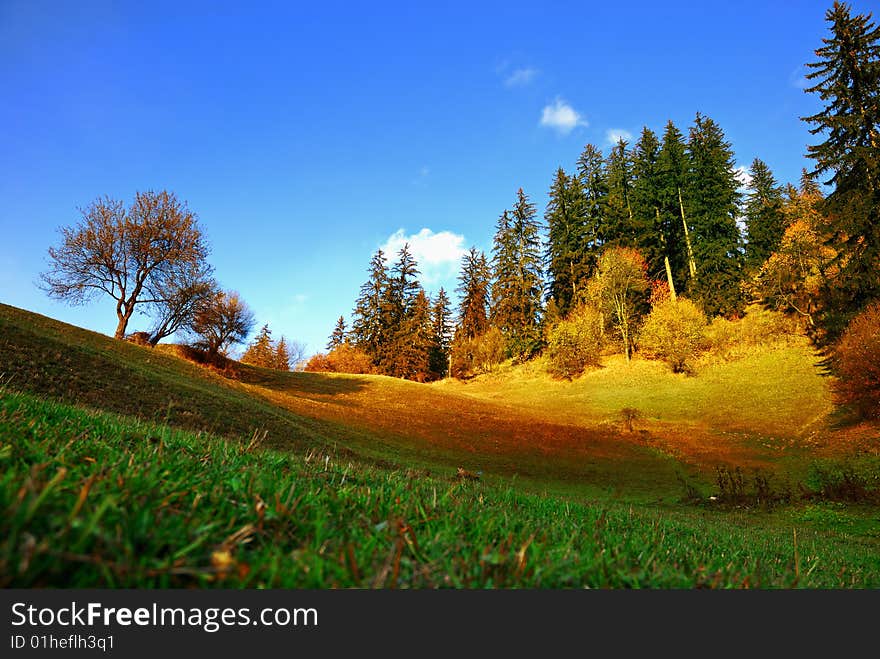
xmin=41 ymin=190 xmax=210 ymax=340
xmin=287 ymin=339 xmax=308 ymax=371
xmin=146 ymin=270 xmax=217 ymax=346
xmin=189 ymin=290 xmax=255 ymax=357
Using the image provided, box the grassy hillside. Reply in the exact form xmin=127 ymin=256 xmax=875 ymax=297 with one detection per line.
xmin=3 ymin=390 xmax=879 ymax=588
xmin=2 ymin=303 xmax=879 ymax=588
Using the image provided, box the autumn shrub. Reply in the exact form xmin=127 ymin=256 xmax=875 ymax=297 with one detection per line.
xmin=304 ymin=344 xmax=373 ymax=374
xmin=451 ymin=327 xmax=506 ymax=378
xmin=638 ymin=298 xmax=707 ymax=373
xmin=546 ymin=305 xmax=604 ymax=379
xmin=704 ymin=305 xmax=800 ymax=360
xmin=833 ymin=303 xmax=880 ymax=419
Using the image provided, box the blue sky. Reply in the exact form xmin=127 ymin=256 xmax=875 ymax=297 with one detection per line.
xmin=0 ymin=0 xmax=847 ymax=357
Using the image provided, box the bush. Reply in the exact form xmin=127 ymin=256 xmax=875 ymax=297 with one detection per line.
xmin=451 ymin=327 xmax=507 ymax=378
xmin=546 ymin=305 xmax=604 ymax=379
xmin=703 ymin=305 xmax=800 ymax=360
xmin=833 ymin=303 xmax=880 ymax=419
xmin=304 ymin=344 xmax=373 ymax=374
xmin=638 ymin=298 xmax=707 ymax=373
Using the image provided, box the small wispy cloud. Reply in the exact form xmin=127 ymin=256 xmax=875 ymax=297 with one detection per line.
xmin=380 ymin=228 xmax=467 ymax=285
xmin=505 ymin=67 xmax=538 ymax=87
xmin=605 ymin=128 xmax=633 ymax=145
xmin=539 ymin=98 xmax=588 ymax=135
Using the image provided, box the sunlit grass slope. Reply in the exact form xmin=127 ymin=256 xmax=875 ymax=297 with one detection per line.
xmin=0 ymin=304 xmax=688 ymax=500
xmin=3 ymin=390 xmax=878 ymax=588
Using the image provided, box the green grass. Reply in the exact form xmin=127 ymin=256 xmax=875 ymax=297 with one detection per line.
xmin=440 ymin=347 xmax=833 ymax=438
xmin=3 ymin=390 xmax=879 ymax=588
xmin=2 ymin=302 xmax=879 ymax=588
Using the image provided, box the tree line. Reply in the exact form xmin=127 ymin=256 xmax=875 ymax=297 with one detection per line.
xmin=317 ymin=1 xmax=878 ymax=384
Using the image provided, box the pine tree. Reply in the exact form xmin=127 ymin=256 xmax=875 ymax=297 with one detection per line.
xmin=455 ymin=247 xmax=491 ymax=340
xmin=429 ymin=287 xmax=453 ymax=378
xmin=744 ymin=158 xmax=786 ymax=271
xmin=350 ymin=250 xmax=388 ymax=362
xmin=803 ymin=1 xmax=880 ymax=338
xmin=657 ymin=120 xmax=693 ymax=293
xmin=274 ymin=336 xmax=291 ymax=371
xmin=544 ymin=168 xmax=589 ymax=316
xmin=400 ymin=289 xmax=435 ymax=381
xmin=377 ymin=243 xmax=421 ymax=375
xmin=605 ymin=138 xmax=637 ymax=248
xmin=630 ymin=126 xmax=676 ymax=296
xmin=327 ymin=315 xmax=347 ymax=351
xmin=241 ymin=324 xmax=275 ymax=368
xmin=576 ymin=143 xmax=608 ymax=269
xmin=491 ymin=189 xmax=544 ymax=359
xmin=686 ymin=113 xmax=744 ymax=316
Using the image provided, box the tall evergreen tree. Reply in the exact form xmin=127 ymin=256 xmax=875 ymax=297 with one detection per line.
xmin=241 ymin=324 xmax=275 ymax=368
xmin=545 ymin=168 xmax=589 ymax=316
xmin=803 ymin=1 xmax=880 ymax=338
xmin=455 ymin=247 xmax=491 ymax=340
xmin=385 ymin=288 xmax=433 ymax=380
xmin=576 ymin=143 xmax=608 ymax=268
xmin=350 ymin=249 xmax=388 ymax=361
xmin=327 ymin=315 xmax=347 ymax=351
xmin=274 ymin=336 xmax=291 ymax=371
xmin=744 ymin=158 xmax=786 ymax=270
xmin=429 ymin=287 xmax=453 ymax=377
xmin=656 ymin=120 xmax=694 ymax=292
xmin=686 ymin=113 xmax=744 ymax=316
xmin=377 ymin=243 xmax=421 ymax=374
xmin=631 ymin=126 xmax=676 ymax=296
xmin=491 ymin=189 xmax=544 ymax=359
xmin=605 ymin=138 xmax=637 ymax=248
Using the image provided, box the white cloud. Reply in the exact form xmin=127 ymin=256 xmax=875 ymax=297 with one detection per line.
xmin=606 ymin=128 xmax=633 ymax=145
xmin=380 ymin=228 xmax=467 ymax=285
xmin=735 ymin=165 xmax=753 ymax=191
xmin=539 ymin=98 xmax=588 ymax=135
xmin=505 ymin=67 xmax=538 ymax=87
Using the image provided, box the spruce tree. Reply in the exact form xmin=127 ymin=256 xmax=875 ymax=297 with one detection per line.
xmin=491 ymin=189 xmax=544 ymax=360
xmin=803 ymin=1 xmax=880 ymax=338
xmin=327 ymin=315 xmax=347 ymax=351
xmin=544 ymin=168 xmax=589 ymax=316
xmin=274 ymin=336 xmax=291 ymax=371
xmin=686 ymin=113 xmax=744 ymax=317
xmin=630 ymin=126 xmax=676 ymax=295
xmin=455 ymin=247 xmax=491 ymax=340
xmin=605 ymin=138 xmax=637 ymax=248
xmin=429 ymin=287 xmax=453 ymax=378
xmin=576 ymin=143 xmax=608 ymax=269
xmin=241 ymin=324 xmax=275 ymax=368
xmin=386 ymin=288 xmax=433 ymax=380
xmin=657 ymin=120 xmax=693 ymax=293
xmin=377 ymin=243 xmax=421 ymax=375
xmin=744 ymin=158 xmax=786 ymax=271
xmin=350 ymin=250 xmax=388 ymax=362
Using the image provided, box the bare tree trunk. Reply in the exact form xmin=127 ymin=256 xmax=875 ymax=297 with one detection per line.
xmin=678 ymin=187 xmax=697 ymax=280
xmin=114 ymin=299 xmax=131 ymax=339
xmin=664 ymin=256 xmax=677 ymax=302
xmin=656 ymin=208 xmax=677 ymax=301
